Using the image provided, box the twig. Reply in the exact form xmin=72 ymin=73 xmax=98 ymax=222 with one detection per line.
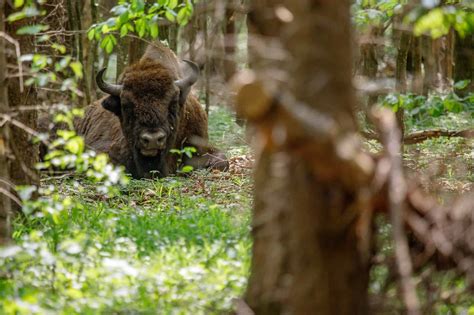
xmin=360 ymin=129 xmax=474 ymax=144
xmin=0 ymin=113 xmax=50 ymax=145
xmin=0 ymin=31 xmax=23 ymax=92
xmin=404 ymin=129 xmax=474 ymax=144
xmin=374 ymin=108 xmax=421 ymax=315
xmin=0 ymin=187 xmax=22 ymax=208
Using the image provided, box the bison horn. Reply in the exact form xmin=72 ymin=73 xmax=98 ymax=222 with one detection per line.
xmin=96 ymin=68 xmax=123 ymax=96
xmin=175 ymin=60 xmax=199 ymax=103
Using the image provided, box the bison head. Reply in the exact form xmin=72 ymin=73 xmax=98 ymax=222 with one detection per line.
xmin=96 ymin=59 xmax=199 ymax=178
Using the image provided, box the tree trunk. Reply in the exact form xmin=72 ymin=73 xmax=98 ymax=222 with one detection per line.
xmin=202 ymin=12 xmax=210 ymax=115
xmin=127 ymin=36 xmax=145 ymax=66
xmin=85 ymin=0 xmax=98 ymax=100
xmin=438 ymin=29 xmax=455 ymax=89
xmin=454 ymin=33 xmax=474 ymax=94
xmin=0 ymin=0 xmax=12 ymax=244
xmin=223 ymin=0 xmax=237 ymax=82
xmin=359 ymin=26 xmax=381 ymax=126
xmin=395 ymin=28 xmax=411 ymax=141
xmin=242 ymin=1 xmax=369 ymax=313
xmin=422 ymin=36 xmax=437 ymax=94
xmin=411 ymin=36 xmax=423 ymax=94
xmin=5 ymin=3 xmax=40 ymax=208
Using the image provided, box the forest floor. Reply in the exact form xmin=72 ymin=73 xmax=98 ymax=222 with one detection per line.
xmin=1 ymin=106 xmax=473 ymax=314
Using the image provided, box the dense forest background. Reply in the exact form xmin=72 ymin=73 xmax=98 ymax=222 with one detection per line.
xmin=0 ymin=0 xmax=473 ymax=314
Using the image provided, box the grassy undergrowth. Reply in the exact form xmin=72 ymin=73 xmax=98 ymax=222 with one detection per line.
xmin=1 ymin=106 xmax=252 ymax=314
xmin=1 ymin=105 xmax=472 ymax=314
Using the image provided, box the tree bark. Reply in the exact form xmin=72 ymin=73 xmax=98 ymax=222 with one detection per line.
xmin=242 ymin=1 xmax=369 ymax=314
xmin=223 ymin=0 xmax=237 ymax=82
xmin=454 ymin=33 xmax=474 ymax=94
xmin=0 ymin=0 xmax=12 ymax=244
xmin=5 ymin=3 xmax=40 ymax=209
xmin=422 ymin=36 xmax=437 ymax=94
xmin=127 ymin=36 xmax=146 ymax=66
xmin=395 ymin=28 xmax=411 ymax=142
xmin=411 ymin=36 xmax=423 ymax=94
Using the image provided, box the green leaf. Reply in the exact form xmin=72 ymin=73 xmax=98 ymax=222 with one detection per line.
xmin=87 ymin=28 xmax=96 ymax=41
xmin=14 ymin=0 xmax=25 ymax=9
xmin=177 ymin=7 xmax=190 ymax=25
xmin=7 ymin=11 xmax=26 ymax=22
xmin=69 ymin=61 xmax=83 ymax=79
xmin=120 ymin=24 xmax=129 ymax=37
xmin=168 ymin=0 xmax=178 ymax=9
xmin=165 ymin=10 xmax=176 ymax=22
xmin=17 ymin=24 xmax=49 ymax=35
xmin=51 ymin=43 xmax=66 ymax=54
xmin=150 ymin=23 xmax=159 ymax=38
xmin=106 ymin=39 xmax=114 ymax=53
xmin=180 ymin=165 xmax=194 ymax=173
xmin=454 ymin=80 xmax=471 ymax=90
xmin=65 ymin=137 xmax=84 ymax=155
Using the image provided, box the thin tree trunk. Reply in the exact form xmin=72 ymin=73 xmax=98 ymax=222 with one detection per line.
xmin=422 ymin=36 xmax=437 ymax=94
xmin=439 ymin=29 xmax=455 ymax=89
xmin=454 ymin=33 xmax=474 ymax=94
xmin=86 ymin=0 xmax=98 ymax=100
xmin=127 ymin=36 xmax=145 ymax=65
xmin=359 ymin=26 xmax=380 ymax=126
xmin=223 ymin=0 xmax=237 ymax=82
xmin=242 ymin=1 xmax=369 ymax=313
xmin=412 ymin=36 xmax=423 ymax=94
xmin=395 ymin=29 xmax=411 ymax=142
xmin=202 ymin=13 xmax=210 ymax=115
xmin=0 ymin=0 xmax=12 ymax=245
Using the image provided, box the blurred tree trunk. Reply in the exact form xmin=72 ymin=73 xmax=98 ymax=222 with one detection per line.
xmin=454 ymin=33 xmax=474 ymax=94
xmin=422 ymin=36 xmax=437 ymax=94
xmin=243 ymin=0 xmax=369 ymax=313
xmin=0 ymin=0 xmax=12 ymax=244
xmin=67 ymin=0 xmax=88 ymax=106
xmin=201 ymin=11 xmax=210 ymax=114
xmin=439 ymin=29 xmax=455 ymax=89
xmin=359 ymin=26 xmax=380 ymax=124
xmin=223 ymin=0 xmax=237 ymax=82
xmin=411 ymin=36 xmax=423 ymax=94
xmin=394 ymin=27 xmax=411 ymax=141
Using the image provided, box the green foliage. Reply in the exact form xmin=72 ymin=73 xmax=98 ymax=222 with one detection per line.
xmin=7 ymin=0 xmax=83 ymax=96
xmin=87 ymin=0 xmax=194 ymax=54
xmin=381 ymin=89 xmax=474 ymax=126
xmin=353 ymin=0 xmax=404 ymax=28
xmin=353 ymin=0 xmax=474 ymax=38
xmin=170 ymin=146 xmax=197 ymax=173
xmin=410 ymin=5 xmax=474 ymax=38
xmin=0 ymin=107 xmax=251 ymax=314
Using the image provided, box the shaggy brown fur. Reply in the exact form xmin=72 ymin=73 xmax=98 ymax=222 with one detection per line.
xmin=72 ymin=42 xmax=227 ymax=178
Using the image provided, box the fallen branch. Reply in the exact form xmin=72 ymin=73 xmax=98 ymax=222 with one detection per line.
xmin=361 ymin=129 xmax=474 ymax=144
xmin=404 ymin=129 xmax=474 ymax=144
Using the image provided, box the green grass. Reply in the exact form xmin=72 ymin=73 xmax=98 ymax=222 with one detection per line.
xmin=1 ymin=105 xmax=473 ymax=314
xmin=0 ymin=106 xmax=252 ymax=314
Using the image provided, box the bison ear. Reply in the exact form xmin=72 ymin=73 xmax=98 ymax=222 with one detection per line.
xmin=175 ymin=60 xmax=199 ymax=106
xmin=101 ymin=95 xmax=121 ymax=117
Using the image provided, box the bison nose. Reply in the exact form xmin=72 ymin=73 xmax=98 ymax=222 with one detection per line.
xmin=139 ymin=130 xmax=166 ymax=149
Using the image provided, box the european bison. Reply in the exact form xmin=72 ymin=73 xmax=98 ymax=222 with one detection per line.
xmin=75 ymin=42 xmax=227 ymax=178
